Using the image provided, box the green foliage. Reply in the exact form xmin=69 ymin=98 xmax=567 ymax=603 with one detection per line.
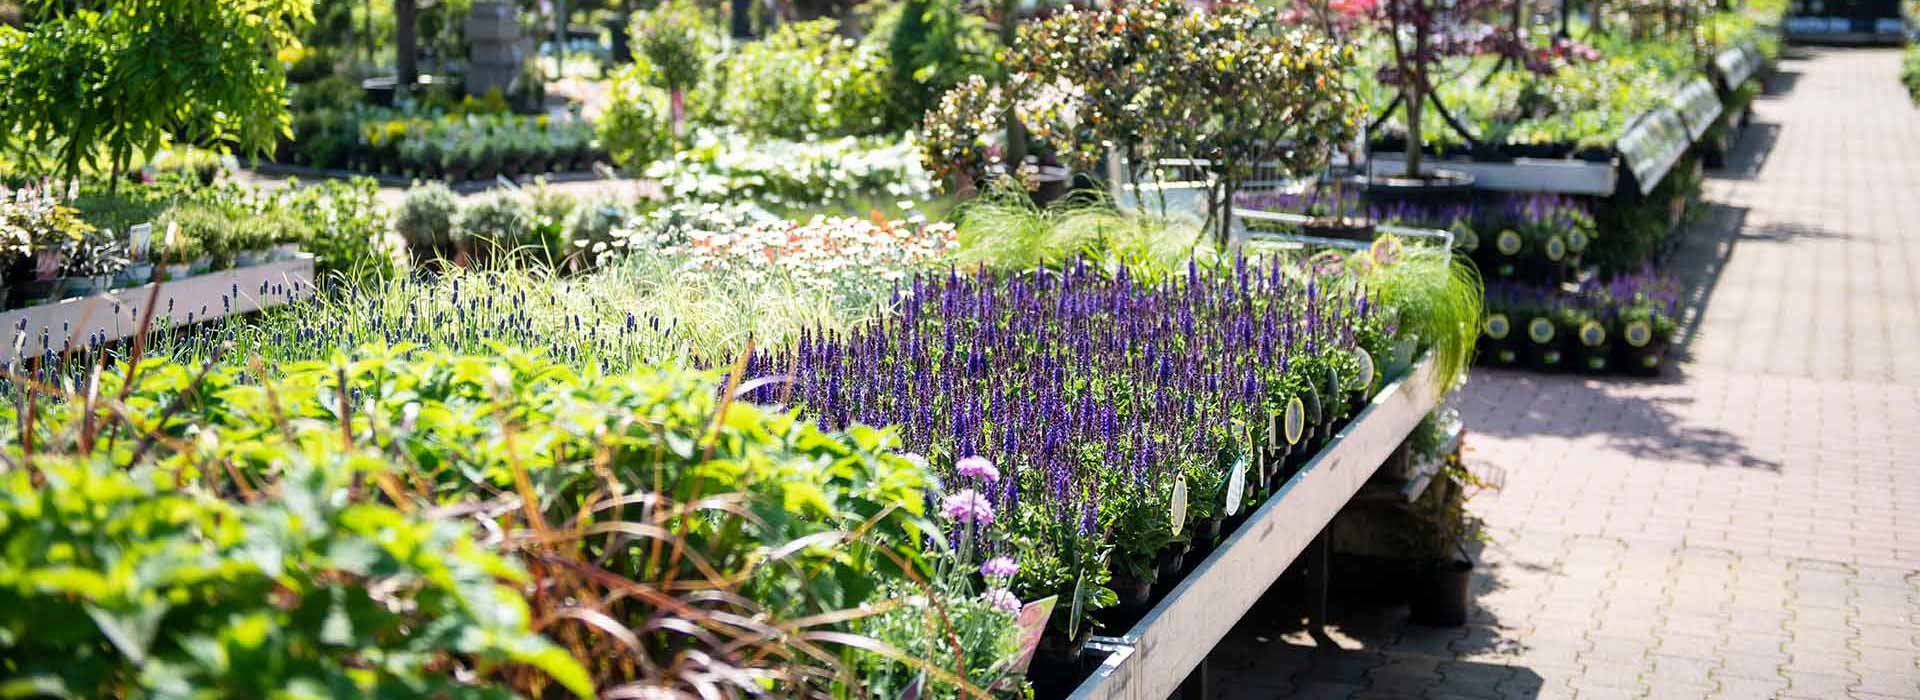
xmin=456 ymin=191 xmax=536 ymax=253
xmin=396 ymin=181 xmax=461 ymax=254
xmin=715 ymin=19 xmax=898 ymax=138
xmin=1904 ymin=44 xmax=1920 ymax=105
xmin=0 ymin=0 xmax=309 ymax=180
xmin=878 ymin=0 xmax=999 ymax=128
xmin=598 ymin=65 xmax=673 ymax=171
xmin=0 ymin=456 xmax=591 ymax=700
xmin=950 ymin=190 xmax=1210 ymax=277
xmin=644 ymin=128 xmax=936 ymax=211
xmin=1361 ymin=244 xmax=1484 ymax=391
xmin=3 ymin=346 xmax=1020 ymax=698
xmin=630 ymin=0 xmax=715 ymax=94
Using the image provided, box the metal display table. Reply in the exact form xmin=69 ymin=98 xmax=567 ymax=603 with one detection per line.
xmin=1065 ymin=354 xmax=1446 ymax=700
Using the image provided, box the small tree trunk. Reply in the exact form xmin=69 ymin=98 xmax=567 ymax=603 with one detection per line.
xmin=1404 ymin=80 xmax=1424 ymax=179
xmin=396 ymin=0 xmax=419 ymax=92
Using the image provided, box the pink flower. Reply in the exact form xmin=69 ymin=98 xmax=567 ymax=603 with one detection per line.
xmin=942 ymin=490 xmax=995 ymax=526
xmin=984 ymin=588 xmax=1021 ymax=613
xmin=955 ymin=455 xmax=999 ymax=483
xmin=980 ymin=556 xmax=1020 ymax=578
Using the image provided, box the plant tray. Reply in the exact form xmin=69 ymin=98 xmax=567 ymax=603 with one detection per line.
xmin=1673 ymin=77 xmax=1725 ymax=142
xmin=1 ymin=257 xmax=314 ymax=363
xmin=1066 ymin=353 xmax=1445 ymax=700
xmin=1713 ymin=42 xmax=1764 ymax=90
xmin=1616 ymin=107 xmax=1692 ymax=196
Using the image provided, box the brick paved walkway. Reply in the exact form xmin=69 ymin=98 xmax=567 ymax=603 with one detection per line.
xmin=1207 ymin=47 xmax=1920 ymax=700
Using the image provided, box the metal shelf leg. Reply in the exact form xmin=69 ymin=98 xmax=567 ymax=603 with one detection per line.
xmin=1306 ymin=527 xmax=1330 ymax=633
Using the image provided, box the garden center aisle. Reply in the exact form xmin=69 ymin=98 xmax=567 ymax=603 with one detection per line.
xmin=1208 ymin=47 xmax=1920 ymax=700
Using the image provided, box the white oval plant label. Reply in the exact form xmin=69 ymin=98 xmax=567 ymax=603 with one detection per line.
xmin=1544 ymin=236 xmax=1567 ymax=262
xmin=1486 ymin=313 xmax=1510 ymax=339
xmin=1497 ymin=230 xmax=1523 ymax=255
xmin=1579 ymin=321 xmax=1607 ymax=347
xmin=1284 ymin=397 xmax=1304 ymax=445
xmin=1223 ymin=454 xmax=1248 ymax=516
xmin=1625 ymin=320 xmax=1653 ymax=347
xmin=1170 ymin=477 xmax=1188 ymax=536
xmin=1528 ymin=318 xmax=1556 ymax=344
xmin=1351 ymin=349 xmax=1375 ymax=391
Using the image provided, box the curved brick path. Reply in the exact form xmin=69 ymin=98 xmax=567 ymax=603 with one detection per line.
xmin=1208 ymin=47 xmax=1920 ymax=700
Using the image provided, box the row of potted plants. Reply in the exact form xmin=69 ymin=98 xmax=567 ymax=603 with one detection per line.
xmin=733 ymin=241 xmax=1464 ymax=685
xmin=0 ymin=182 xmax=306 ymax=309
xmin=1479 ymin=270 xmax=1681 ymax=375
xmin=286 ymin=108 xmax=608 ymax=182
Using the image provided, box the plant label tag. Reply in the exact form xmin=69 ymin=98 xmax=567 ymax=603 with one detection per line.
xmin=1351 ymin=348 xmax=1375 ymax=390
xmin=128 ymin=223 xmax=153 ymax=260
xmin=1170 ymin=477 xmax=1187 ymax=536
xmin=1224 ymin=454 xmax=1247 ymax=516
xmin=1485 ymin=314 xmax=1510 ymax=339
xmin=1007 ymin=596 xmax=1056 ymax=675
xmin=901 ymin=671 xmax=926 ymax=700
xmin=1284 ymin=397 xmax=1304 ymax=445
xmin=1579 ymin=321 xmax=1607 ymax=347
xmin=1624 ymin=320 xmax=1653 ymax=347
xmin=1528 ymin=318 xmax=1556 ymax=344
xmin=1496 ymin=230 xmax=1523 ymax=255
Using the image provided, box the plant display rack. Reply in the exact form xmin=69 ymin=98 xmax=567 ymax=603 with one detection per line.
xmin=1065 ymin=354 xmax=1445 ymax=700
xmin=1 ymin=256 xmax=314 ymax=364
xmin=1337 ymin=154 xmax=1621 ymax=197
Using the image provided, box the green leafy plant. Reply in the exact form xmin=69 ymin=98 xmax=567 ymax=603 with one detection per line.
xmin=0 ymin=0 xmax=308 ymax=184
xmin=395 ymin=181 xmax=460 ymax=258
xmin=0 ymin=456 xmax=594 ymax=700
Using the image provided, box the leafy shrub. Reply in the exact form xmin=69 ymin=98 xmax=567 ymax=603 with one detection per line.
xmin=4 ymin=346 xmax=1026 ymax=699
xmin=272 ymin=177 xmax=397 ymax=282
xmin=877 ymin=0 xmax=999 ymax=126
xmin=715 ymin=19 xmax=897 ymax=138
xmin=456 ymin=191 xmax=535 ymax=254
xmin=630 ymin=0 xmax=716 ymax=125
xmin=154 ymin=204 xmax=231 ymax=262
xmin=395 ymin=181 xmax=460 ymax=256
xmin=598 ymin=65 xmax=672 ymax=171
xmin=0 ymin=456 xmax=593 ymax=700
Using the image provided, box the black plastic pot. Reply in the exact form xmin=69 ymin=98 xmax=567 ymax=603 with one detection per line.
xmin=1028 ymin=632 xmax=1091 ymax=698
xmin=1355 ymin=169 xmax=1477 ymax=207
xmin=1408 ymin=556 xmax=1474 ymax=627
xmin=1156 ymin=548 xmax=1186 ymax=580
xmin=1614 ymin=338 xmax=1671 ymax=377
xmin=1575 ymin=342 xmax=1614 ymax=374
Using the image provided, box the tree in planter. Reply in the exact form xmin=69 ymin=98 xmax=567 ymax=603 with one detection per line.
xmin=1014 ymin=1 xmax=1361 ymax=247
xmin=1359 ymin=0 xmax=1514 ymax=178
xmin=0 ymin=0 xmax=308 ymax=188
xmin=630 ymin=0 xmax=715 ymax=134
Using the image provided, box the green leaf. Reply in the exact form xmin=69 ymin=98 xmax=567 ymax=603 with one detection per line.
xmin=83 ymin=602 xmax=169 ymax=666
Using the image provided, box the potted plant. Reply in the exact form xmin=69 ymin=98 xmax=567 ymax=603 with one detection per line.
xmin=153 ymin=222 xmax=202 ymax=281
xmin=230 ymin=218 xmax=271 ymax=267
xmin=58 ymin=228 xmax=128 ymax=298
xmin=1406 ymin=449 xmax=1482 ymax=627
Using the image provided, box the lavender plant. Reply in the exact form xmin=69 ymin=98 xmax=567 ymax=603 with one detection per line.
xmin=744 ymin=255 xmax=1380 ymax=638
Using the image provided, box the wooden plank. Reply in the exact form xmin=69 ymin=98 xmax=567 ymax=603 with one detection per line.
xmin=1067 ymin=354 xmax=1445 ymax=700
xmin=2 ymin=257 xmax=314 ymax=363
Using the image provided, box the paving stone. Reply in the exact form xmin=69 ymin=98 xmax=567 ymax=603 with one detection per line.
xmin=1199 ymin=49 xmax=1920 ymax=700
